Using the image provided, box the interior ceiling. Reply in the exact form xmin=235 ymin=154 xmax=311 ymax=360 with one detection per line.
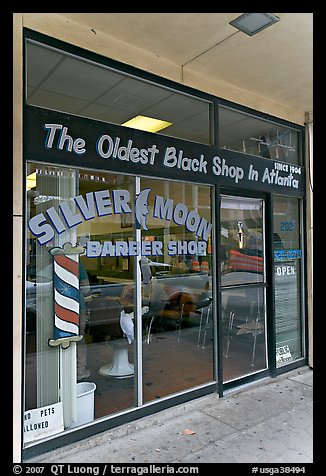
xmin=59 ymin=12 xmax=313 ymax=114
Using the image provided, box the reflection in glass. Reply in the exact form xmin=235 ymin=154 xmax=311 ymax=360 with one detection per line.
xmin=220 ymin=195 xmax=267 ymax=382
xmin=25 ymin=165 xmax=215 ymax=443
xmin=25 ymin=165 xmax=136 ymax=437
xmin=221 ymin=196 xmax=264 ymax=286
xmin=140 ymin=179 xmax=214 ymax=402
xmin=219 ymin=106 xmax=299 ymax=164
xmin=26 ymin=40 xmax=211 ymax=145
xmin=222 ymin=286 xmax=266 ymax=381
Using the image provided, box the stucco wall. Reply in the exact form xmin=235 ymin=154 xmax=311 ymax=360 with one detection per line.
xmin=13 ymin=13 xmax=23 ymax=463
xmin=22 ymin=13 xmax=306 ymax=125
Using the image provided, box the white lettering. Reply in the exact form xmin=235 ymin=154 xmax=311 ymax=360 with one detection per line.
xmin=185 ymin=210 xmax=201 ymax=233
xmin=87 ymin=240 xmax=164 ymax=257
xmin=96 ymin=135 xmax=114 ymax=158
xmin=112 ymin=190 xmax=132 ymax=214
xmin=29 ymin=190 xmax=212 ymax=246
xmin=94 ymin=190 xmax=113 ymax=216
xmin=86 ymin=241 xmax=102 ymax=257
xmin=96 ymin=135 xmax=159 ymax=165
xmin=276 ymin=265 xmax=296 ymax=276
xmin=197 ymin=218 xmax=212 ymax=241
xmin=173 ymin=203 xmax=188 ymax=225
xmin=212 ymin=156 xmax=244 ymax=183
xmin=28 ymin=214 xmax=55 ymax=245
xmin=44 ymin=124 xmax=86 ymax=154
xmin=153 ymin=196 xmax=173 ymax=220
xmin=44 ymin=124 xmax=62 ymax=149
xmin=151 ymin=241 xmax=163 ymax=256
xmin=45 ymin=207 xmax=66 ymax=234
xmin=74 ymin=192 xmax=96 ymax=221
xmin=262 ymin=168 xmax=299 ymax=188
xmin=167 ymin=240 xmax=207 ymax=256
xmin=101 ymin=241 xmax=116 ymax=257
xmin=59 ymin=202 xmax=83 ymax=228
xmin=163 ymin=147 xmax=207 ymax=173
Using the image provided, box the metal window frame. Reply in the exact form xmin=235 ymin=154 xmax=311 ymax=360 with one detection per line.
xmin=271 ymin=195 xmax=307 ymax=374
xmin=219 ymin=192 xmax=269 ymax=385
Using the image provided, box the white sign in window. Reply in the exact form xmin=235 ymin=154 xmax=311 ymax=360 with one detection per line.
xmin=276 ymin=345 xmax=292 ymax=365
xmin=24 ymin=402 xmax=64 ymax=443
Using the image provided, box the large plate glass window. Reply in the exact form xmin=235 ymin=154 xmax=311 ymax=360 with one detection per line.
xmin=273 ymin=196 xmax=304 ymax=366
xmin=219 ymin=106 xmax=300 ymax=165
xmin=139 ymin=177 xmax=214 ymax=402
xmin=26 ymin=40 xmax=211 ymax=145
xmin=24 ymin=163 xmax=214 ymax=445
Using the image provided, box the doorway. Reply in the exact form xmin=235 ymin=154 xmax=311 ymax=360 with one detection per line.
xmin=220 ymin=195 xmax=268 ymax=382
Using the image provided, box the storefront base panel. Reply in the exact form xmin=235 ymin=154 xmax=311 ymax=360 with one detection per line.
xmin=22 ymin=382 xmax=217 ymax=460
xmin=222 ymin=369 xmax=270 ymax=395
xmin=275 ymin=357 xmax=308 ymax=376
xmin=23 ymin=358 xmax=307 ymax=460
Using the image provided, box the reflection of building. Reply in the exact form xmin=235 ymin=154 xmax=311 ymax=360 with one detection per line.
xmin=13 ymin=13 xmax=312 ymax=462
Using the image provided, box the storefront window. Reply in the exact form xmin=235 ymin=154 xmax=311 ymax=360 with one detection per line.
xmin=219 ymin=106 xmax=300 ymax=164
xmin=273 ymin=196 xmax=304 ymax=366
xmin=25 ymin=163 xmax=214 ymax=444
xmin=140 ymin=178 xmax=214 ymax=402
xmin=25 ymin=165 xmax=137 ymax=439
xmin=26 ymin=40 xmax=211 ymax=145
xmin=22 ymin=34 xmax=307 ymax=454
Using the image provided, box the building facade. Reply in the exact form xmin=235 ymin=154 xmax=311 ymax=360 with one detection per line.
xmin=13 ymin=14 xmax=313 ymax=462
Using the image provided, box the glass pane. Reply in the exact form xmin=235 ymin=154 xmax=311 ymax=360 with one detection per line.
xmin=26 ymin=40 xmax=211 ymax=145
xmin=25 ymin=164 xmax=137 ymax=442
xmin=140 ymin=179 xmax=214 ymax=402
xmin=220 ymin=195 xmax=267 ymax=382
xmin=24 ymin=164 xmax=215 ymax=444
xmin=222 ymin=286 xmax=267 ymax=381
xmin=221 ymin=196 xmax=265 ymax=286
xmin=273 ymin=196 xmax=303 ymax=366
xmin=219 ymin=106 xmax=300 ymax=164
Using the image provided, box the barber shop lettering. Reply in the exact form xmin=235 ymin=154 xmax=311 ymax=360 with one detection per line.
xmin=28 ymin=187 xmax=212 ymax=257
xmin=42 ymin=123 xmax=302 ymax=190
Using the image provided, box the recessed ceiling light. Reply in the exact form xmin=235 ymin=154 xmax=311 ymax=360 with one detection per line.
xmin=122 ymin=115 xmax=172 ymax=133
xmin=229 ymin=13 xmax=280 ymax=36
xmin=26 ymin=172 xmax=37 ymax=190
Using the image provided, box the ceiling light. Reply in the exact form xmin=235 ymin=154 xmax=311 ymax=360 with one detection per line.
xmin=122 ymin=115 xmax=172 ymax=133
xmin=26 ymin=172 xmax=37 ymax=190
xmin=229 ymin=13 xmax=280 ymax=36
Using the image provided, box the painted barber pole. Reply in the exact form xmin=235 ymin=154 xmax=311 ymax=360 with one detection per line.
xmin=48 ymin=242 xmax=84 ymax=428
xmin=49 ymin=243 xmax=84 ymax=349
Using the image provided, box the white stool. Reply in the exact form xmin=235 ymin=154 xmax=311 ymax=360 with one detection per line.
xmin=99 ymin=339 xmax=134 ymax=378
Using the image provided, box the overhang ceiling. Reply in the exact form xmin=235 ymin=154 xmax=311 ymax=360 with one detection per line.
xmin=58 ymin=13 xmax=313 ymax=116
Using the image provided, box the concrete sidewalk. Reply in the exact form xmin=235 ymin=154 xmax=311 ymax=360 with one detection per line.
xmin=27 ymin=366 xmax=313 ymax=464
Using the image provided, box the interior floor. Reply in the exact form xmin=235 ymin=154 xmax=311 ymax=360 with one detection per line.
xmin=25 ymin=319 xmax=267 ymax=423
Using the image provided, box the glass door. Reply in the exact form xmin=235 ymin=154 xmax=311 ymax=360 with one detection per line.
xmin=220 ymin=195 xmax=268 ymax=382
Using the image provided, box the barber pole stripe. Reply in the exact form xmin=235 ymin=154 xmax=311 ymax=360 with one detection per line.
xmin=54 ymin=260 xmax=79 ymax=290
xmin=53 ymin=254 xmax=80 ymax=339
